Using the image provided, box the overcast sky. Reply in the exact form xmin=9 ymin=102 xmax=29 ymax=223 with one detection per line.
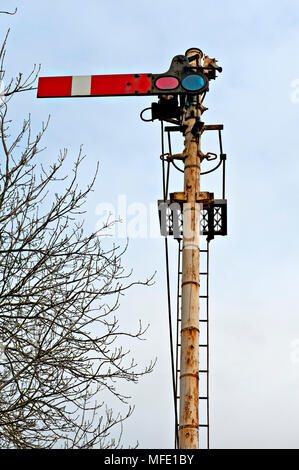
xmin=1 ymin=0 xmax=299 ymax=449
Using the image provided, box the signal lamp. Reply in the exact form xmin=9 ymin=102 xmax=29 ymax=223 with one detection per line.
xmin=155 ymin=76 xmax=179 ymax=90
xmin=182 ymin=74 xmax=205 ymax=91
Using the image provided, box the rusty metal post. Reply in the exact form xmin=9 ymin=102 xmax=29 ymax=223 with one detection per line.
xmin=179 ymin=48 xmax=203 ymax=449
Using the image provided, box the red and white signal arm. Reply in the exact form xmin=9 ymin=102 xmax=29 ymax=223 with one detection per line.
xmin=37 ymin=55 xmax=209 ymax=99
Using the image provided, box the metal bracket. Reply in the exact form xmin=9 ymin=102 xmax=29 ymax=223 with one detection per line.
xmin=170 ymin=192 xmax=188 ymax=203
xmin=157 ymin=199 xmax=227 ymax=241
xmin=164 ymin=153 xmax=185 ymax=161
xmin=196 ymin=192 xmax=214 ymax=206
xmin=170 ymin=191 xmax=214 ymax=206
xmin=202 ymin=124 xmax=224 ymax=132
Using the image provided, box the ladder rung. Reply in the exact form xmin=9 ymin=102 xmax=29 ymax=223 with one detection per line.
xmin=199 ymin=397 xmax=208 ymax=400
xmin=199 ymin=370 xmax=208 ymax=373
xmin=200 ymin=272 xmax=208 ymax=275
xmin=179 ymin=247 xmax=208 ymax=252
xmin=178 ymin=318 xmax=207 ymax=322
xmin=176 ymin=423 xmax=209 ymax=428
xmin=199 ymin=344 xmax=208 ymax=347
xmin=200 ymin=295 xmax=208 ymax=298
xmin=180 ymin=249 xmax=208 ymax=253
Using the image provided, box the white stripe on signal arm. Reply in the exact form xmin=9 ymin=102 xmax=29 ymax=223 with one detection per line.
xmin=71 ymin=76 xmax=92 ymax=96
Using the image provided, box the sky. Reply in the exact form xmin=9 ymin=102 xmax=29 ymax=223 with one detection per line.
xmin=1 ymin=0 xmax=299 ymax=449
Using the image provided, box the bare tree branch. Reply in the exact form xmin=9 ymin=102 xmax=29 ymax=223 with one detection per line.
xmin=0 ymin=16 xmax=155 ymax=449
xmin=0 ymin=8 xmax=17 ymax=16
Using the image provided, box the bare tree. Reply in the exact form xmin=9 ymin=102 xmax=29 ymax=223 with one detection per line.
xmin=0 ymin=23 xmax=155 ymax=449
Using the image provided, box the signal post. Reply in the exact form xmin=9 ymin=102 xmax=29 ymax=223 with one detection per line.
xmin=179 ymin=49 xmax=202 ymax=449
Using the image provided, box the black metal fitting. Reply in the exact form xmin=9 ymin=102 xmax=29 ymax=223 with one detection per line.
xmin=151 ymin=96 xmax=181 ymax=121
xmin=157 ymin=199 xmax=227 ymax=241
xmin=191 ymin=120 xmax=205 ymax=137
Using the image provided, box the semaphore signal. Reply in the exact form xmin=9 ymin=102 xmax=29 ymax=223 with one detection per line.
xmin=37 ymin=47 xmax=228 ymax=450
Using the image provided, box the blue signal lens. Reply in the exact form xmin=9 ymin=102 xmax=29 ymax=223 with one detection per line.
xmin=182 ymin=74 xmax=205 ymax=91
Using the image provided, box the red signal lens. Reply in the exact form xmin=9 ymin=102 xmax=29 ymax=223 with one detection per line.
xmin=155 ymin=76 xmax=179 ymax=90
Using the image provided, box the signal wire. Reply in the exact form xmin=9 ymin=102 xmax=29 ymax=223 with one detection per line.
xmin=161 ymin=121 xmax=179 ymax=449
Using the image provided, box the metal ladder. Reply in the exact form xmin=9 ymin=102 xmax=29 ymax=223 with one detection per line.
xmin=175 ymin=239 xmax=210 ymax=449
